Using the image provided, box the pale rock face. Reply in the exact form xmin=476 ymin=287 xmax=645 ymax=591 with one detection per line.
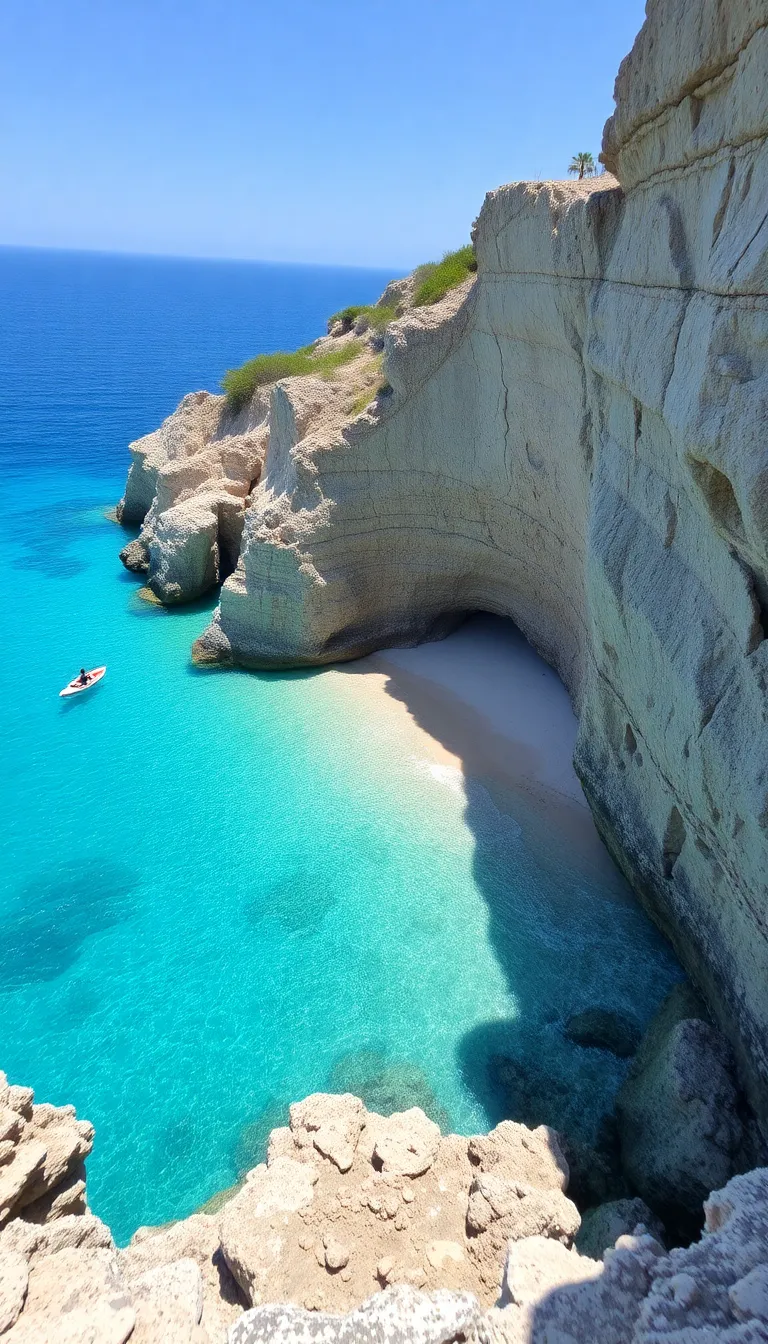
xmin=617 ymin=984 xmax=744 ymax=1227
xmin=0 ymin=1250 xmax=28 ymax=1333
xmin=120 ymin=1213 xmax=246 ymax=1343
xmin=228 ymin=1285 xmax=483 ymax=1344
xmin=110 ymin=0 xmax=768 ymax=1130
xmin=484 ymin=1168 xmax=768 ymax=1342
xmin=370 ymin=1107 xmax=441 ymax=1178
xmin=116 ymin=331 xmax=394 ymax=610
xmin=289 ymin=1094 xmax=366 ymax=1174
xmin=117 ymin=388 xmax=269 ymax=603
xmin=0 ymin=1076 xmax=93 ymax=1229
xmin=2 ymin=1072 xmax=768 ymax=1343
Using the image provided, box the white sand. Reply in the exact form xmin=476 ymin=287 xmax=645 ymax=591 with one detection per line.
xmin=324 ymin=615 xmax=619 ymax=878
xmin=331 ymin=614 xmax=586 ymax=808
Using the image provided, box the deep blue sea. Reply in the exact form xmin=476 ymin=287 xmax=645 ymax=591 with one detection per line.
xmin=0 ymin=247 xmax=682 ymax=1244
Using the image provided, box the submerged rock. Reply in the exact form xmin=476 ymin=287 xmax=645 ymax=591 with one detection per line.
xmin=565 ymin=1008 xmax=642 ymax=1059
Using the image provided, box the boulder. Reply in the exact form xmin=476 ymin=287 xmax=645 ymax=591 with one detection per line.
xmin=219 ymin=1158 xmax=319 ymax=1304
xmin=616 ymin=986 xmax=743 ymax=1230
xmin=467 ymin=1122 xmax=569 ymax=1193
xmin=371 ymin=1108 xmax=440 ymax=1177
xmin=289 ymin=1095 xmax=365 ymax=1173
xmin=129 ymin=1257 xmax=204 ymax=1342
xmin=16 ymin=1106 xmax=94 ymax=1212
xmin=19 ymin=1166 xmax=87 ymax=1224
xmin=485 ymin=1169 xmax=768 ymax=1342
xmin=575 ymin=1198 xmax=665 ymax=1259
xmin=466 ymin=1174 xmax=580 ymax=1274
xmin=146 ymin=498 xmax=220 ymax=604
xmin=118 ymin=538 xmax=149 ymax=573
xmin=0 ymin=1251 xmax=28 ymax=1334
xmin=121 ymin=1212 xmax=245 ymax=1342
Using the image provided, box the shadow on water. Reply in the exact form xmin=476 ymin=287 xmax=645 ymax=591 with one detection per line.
xmin=358 ymin=618 xmax=684 ymax=1153
xmin=0 ymin=858 xmax=138 ymax=992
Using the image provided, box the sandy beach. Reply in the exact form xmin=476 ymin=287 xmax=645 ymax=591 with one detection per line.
xmin=328 ymin=614 xmax=619 ymax=883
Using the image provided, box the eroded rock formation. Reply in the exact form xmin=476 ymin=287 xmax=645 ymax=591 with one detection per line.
xmin=117 ymin=0 xmax=768 ymax=1134
xmin=0 ymin=1072 xmax=93 ymax=1229
xmin=2 ymin=1074 xmax=767 ymax=1343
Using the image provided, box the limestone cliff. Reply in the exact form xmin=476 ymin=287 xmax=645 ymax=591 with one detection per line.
xmin=118 ymin=0 xmax=768 ymax=1133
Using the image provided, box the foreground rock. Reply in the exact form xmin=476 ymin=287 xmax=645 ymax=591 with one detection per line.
xmin=0 ymin=1073 xmax=92 ymax=1229
xmin=259 ymin=1167 xmax=768 ymax=1343
xmin=115 ymin=0 xmax=768 ymax=1127
xmin=1 ymin=1072 xmax=767 ymax=1342
xmin=229 ymin=1285 xmax=482 ymax=1344
xmin=218 ymin=1094 xmax=577 ymax=1312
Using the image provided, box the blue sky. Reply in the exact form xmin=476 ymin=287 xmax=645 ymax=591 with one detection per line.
xmin=1 ymin=0 xmax=646 ymax=268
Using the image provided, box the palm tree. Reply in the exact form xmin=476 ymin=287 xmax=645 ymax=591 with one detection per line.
xmin=568 ymin=152 xmax=596 ymax=180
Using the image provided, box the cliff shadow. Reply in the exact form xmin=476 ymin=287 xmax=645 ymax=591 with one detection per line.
xmin=339 ymin=615 xmax=684 ymax=1153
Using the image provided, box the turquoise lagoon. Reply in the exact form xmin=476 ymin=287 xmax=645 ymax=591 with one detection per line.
xmin=0 ymin=247 xmax=682 ymax=1244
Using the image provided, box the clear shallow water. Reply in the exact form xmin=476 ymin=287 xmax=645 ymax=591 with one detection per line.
xmin=0 ymin=247 xmax=683 ymax=1244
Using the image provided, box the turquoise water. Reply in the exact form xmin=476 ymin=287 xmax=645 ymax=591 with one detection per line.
xmin=0 ymin=248 xmax=682 ymax=1244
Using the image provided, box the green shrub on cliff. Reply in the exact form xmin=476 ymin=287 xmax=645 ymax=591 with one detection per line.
xmin=222 ymin=340 xmax=362 ymax=411
xmin=327 ymin=303 xmax=398 ymax=334
xmin=412 ymin=245 xmax=477 ymax=306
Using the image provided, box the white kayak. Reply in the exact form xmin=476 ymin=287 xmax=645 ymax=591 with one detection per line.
xmin=59 ymin=666 xmax=107 ymax=698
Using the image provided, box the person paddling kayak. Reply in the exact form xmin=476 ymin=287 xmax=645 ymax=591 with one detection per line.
xmin=60 ymin=666 xmax=107 ymax=698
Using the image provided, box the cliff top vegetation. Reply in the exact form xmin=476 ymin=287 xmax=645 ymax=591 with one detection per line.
xmin=413 ymin=244 xmax=477 ymax=305
xmin=327 ymin=303 xmax=399 ymax=334
xmin=222 ymin=340 xmax=363 ymax=411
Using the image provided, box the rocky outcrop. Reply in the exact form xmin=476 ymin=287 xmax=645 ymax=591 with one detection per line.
xmin=225 ymin=1167 xmax=768 ymax=1342
xmin=116 ymin=389 xmax=268 ymax=604
xmin=120 ymin=1215 xmax=246 ymax=1343
xmin=217 ymin=1093 xmax=577 ymax=1313
xmin=0 ymin=1074 xmax=92 ymax=1229
xmin=616 ymin=984 xmax=746 ymax=1232
xmin=112 ymin=0 xmax=768 ymax=1130
xmin=1 ymin=1072 xmax=767 ymax=1342
xmin=0 ymin=1211 xmax=215 ymax=1343
xmin=116 ymin=312 xmax=401 ymax=608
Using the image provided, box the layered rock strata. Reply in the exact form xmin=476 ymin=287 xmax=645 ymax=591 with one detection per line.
xmin=118 ymin=0 xmax=768 ymax=1130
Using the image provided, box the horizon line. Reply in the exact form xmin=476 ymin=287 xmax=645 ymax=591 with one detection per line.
xmin=0 ymin=240 xmax=403 ymax=274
